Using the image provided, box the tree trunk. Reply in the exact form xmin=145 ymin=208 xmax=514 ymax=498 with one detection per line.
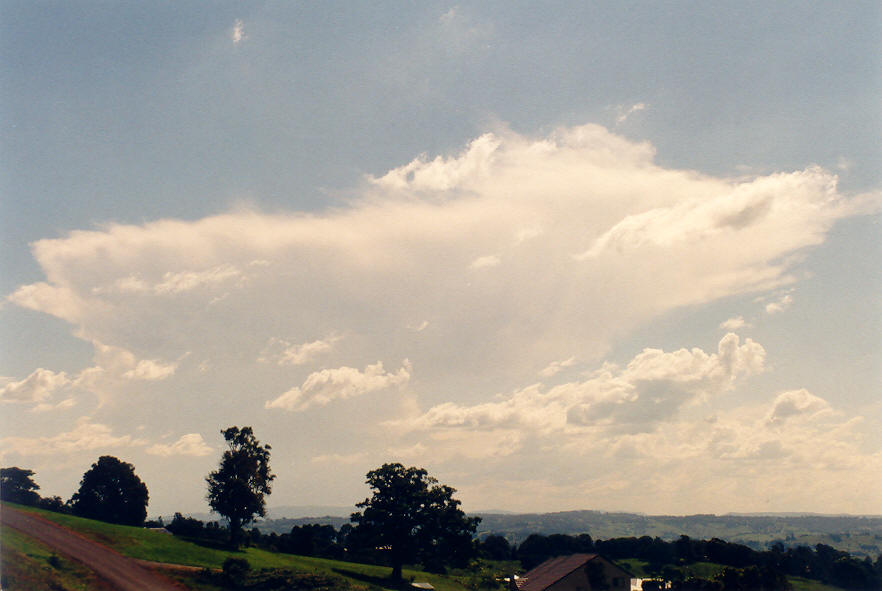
xmin=229 ymin=516 xmax=242 ymax=549
xmin=391 ymin=561 xmax=403 ymax=581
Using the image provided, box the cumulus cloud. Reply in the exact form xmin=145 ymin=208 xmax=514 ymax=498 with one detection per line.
xmin=265 ymin=360 xmax=412 ymax=411
xmin=146 ymin=433 xmax=213 ymax=457
xmin=0 ymin=418 xmax=145 ymax=456
xmin=403 ymin=333 xmax=764 ymax=437
xmin=766 ymin=389 xmax=831 ymax=424
xmin=258 ymin=336 xmax=341 ymax=366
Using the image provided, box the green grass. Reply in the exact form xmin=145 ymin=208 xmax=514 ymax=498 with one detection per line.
xmin=0 ymin=523 xmax=113 ymax=590
xmin=4 ymin=503 xmax=470 ymax=591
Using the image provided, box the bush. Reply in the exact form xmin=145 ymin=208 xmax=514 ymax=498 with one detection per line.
xmin=222 ymin=557 xmax=251 ymax=587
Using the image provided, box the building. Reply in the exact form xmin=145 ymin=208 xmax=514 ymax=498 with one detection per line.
xmin=512 ymin=553 xmax=633 ymax=591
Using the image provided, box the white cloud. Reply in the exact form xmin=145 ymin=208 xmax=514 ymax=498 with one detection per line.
xmin=0 ymin=368 xmax=70 ymax=403
xmin=265 ymin=360 xmax=412 ymax=412
xmin=147 ymin=433 xmax=213 ymax=457
xmin=766 ymin=293 xmax=794 ymax=315
xmin=0 ymin=418 xmax=145 ymax=456
xmin=402 ymin=333 xmax=764 ymax=436
xmin=232 ymin=19 xmax=246 ymax=44
xmin=259 ymin=336 xmax=340 ymax=366
xmin=719 ymin=316 xmax=749 ymax=331
xmin=7 ymin=123 xmax=877 ymax=431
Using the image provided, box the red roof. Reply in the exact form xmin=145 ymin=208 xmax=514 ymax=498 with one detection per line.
xmin=515 ymin=553 xmax=601 ymax=591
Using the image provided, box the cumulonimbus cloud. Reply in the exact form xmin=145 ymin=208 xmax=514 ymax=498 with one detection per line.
xmin=5 ymin=123 xmax=877 ymax=408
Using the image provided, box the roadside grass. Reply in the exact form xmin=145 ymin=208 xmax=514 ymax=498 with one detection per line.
xmin=4 ymin=503 xmax=469 ymax=591
xmin=0 ymin=524 xmax=113 ymax=591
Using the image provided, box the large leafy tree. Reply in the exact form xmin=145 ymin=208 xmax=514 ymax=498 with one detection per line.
xmin=206 ymin=426 xmax=275 ymax=546
xmin=1 ymin=466 xmax=41 ymax=506
xmin=68 ymin=456 xmax=149 ymax=526
xmin=351 ymin=463 xmax=480 ymax=579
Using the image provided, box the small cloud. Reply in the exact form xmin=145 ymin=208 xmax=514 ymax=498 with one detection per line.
xmin=0 ymin=418 xmax=146 ymax=455
xmin=719 ymin=316 xmax=750 ymax=331
xmin=615 ymin=102 xmax=647 ymax=124
xmin=265 ymin=360 xmax=412 ymax=412
xmin=469 ymin=255 xmax=500 ymax=269
xmin=836 ymin=156 xmax=854 ymax=172
xmin=259 ymin=336 xmax=341 ymax=366
xmin=123 ymin=358 xmax=178 ymax=381
xmin=310 ymin=452 xmax=368 ymax=465
xmin=147 ymin=433 xmax=213 ymax=457
xmin=232 ymin=19 xmax=246 ymax=44
xmin=766 ymin=293 xmax=793 ymax=315
xmin=0 ymin=368 xmax=70 ymax=403
xmin=439 ymin=7 xmax=459 ymax=25
xmin=409 ymin=320 xmax=430 ymax=332
xmin=539 ymin=356 xmax=577 ymax=378
xmin=515 ymin=227 xmax=542 ymax=244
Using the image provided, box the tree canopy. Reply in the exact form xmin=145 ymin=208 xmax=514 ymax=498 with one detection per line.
xmin=206 ymin=426 xmax=275 ymax=546
xmin=68 ymin=456 xmax=149 ymax=526
xmin=351 ymin=463 xmax=480 ymax=579
xmin=0 ymin=466 xmax=41 ymax=506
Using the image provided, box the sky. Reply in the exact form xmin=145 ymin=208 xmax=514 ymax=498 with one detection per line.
xmin=1 ymin=2 xmax=880 ymax=518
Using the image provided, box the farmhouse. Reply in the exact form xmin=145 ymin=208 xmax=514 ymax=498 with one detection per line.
xmin=512 ymin=553 xmax=633 ymax=591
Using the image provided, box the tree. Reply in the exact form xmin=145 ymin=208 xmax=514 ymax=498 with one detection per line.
xmin=1 ymin=466 xmax=41 ymax=505
xmin=206 ymin=426 xmax=275 ymax=547
xmin=350 ymin=463 xmax=480 ymax=580
xmin=68 ymin=456 xmax=149 ymax=526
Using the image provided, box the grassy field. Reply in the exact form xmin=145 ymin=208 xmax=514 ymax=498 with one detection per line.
xmin=3 ymin=503 xmax=469 ymax=591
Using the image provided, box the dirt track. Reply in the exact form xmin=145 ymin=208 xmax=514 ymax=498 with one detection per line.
xmin=1 ymin=506 xmax=185 ymax=590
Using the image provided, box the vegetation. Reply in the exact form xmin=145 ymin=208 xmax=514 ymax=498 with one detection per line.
xmin=68 ymin=455 xmax=150 ymax=526
xmin=206 ymin=426 xmax=275 ymax=547
xmin=0 ymin=467 xmax=41 ymax=506
xmin=351 ymin=463 xmax=480 ymax=579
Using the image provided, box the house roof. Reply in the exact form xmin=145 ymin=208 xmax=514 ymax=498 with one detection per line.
xmin=515 ymin=553 xmax=601 ymax=591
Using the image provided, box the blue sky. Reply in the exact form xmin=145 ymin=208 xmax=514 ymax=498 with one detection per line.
xmin=1 ymin=2 xmax=880 ymax=517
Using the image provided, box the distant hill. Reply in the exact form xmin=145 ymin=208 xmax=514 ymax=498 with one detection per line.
xmin=471 ymin=510 xmax=882 ymax=557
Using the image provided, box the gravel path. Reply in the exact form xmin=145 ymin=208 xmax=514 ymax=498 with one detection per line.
xmin=1 ymin=506 xmax=186 ymax=591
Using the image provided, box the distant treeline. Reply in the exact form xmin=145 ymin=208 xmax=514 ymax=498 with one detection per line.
xmin=153 ymin=513 xmax=882 ymax=590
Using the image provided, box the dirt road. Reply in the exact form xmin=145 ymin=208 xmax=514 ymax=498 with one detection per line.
xmin=1 ymin=506 xmax=185 ymax=591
